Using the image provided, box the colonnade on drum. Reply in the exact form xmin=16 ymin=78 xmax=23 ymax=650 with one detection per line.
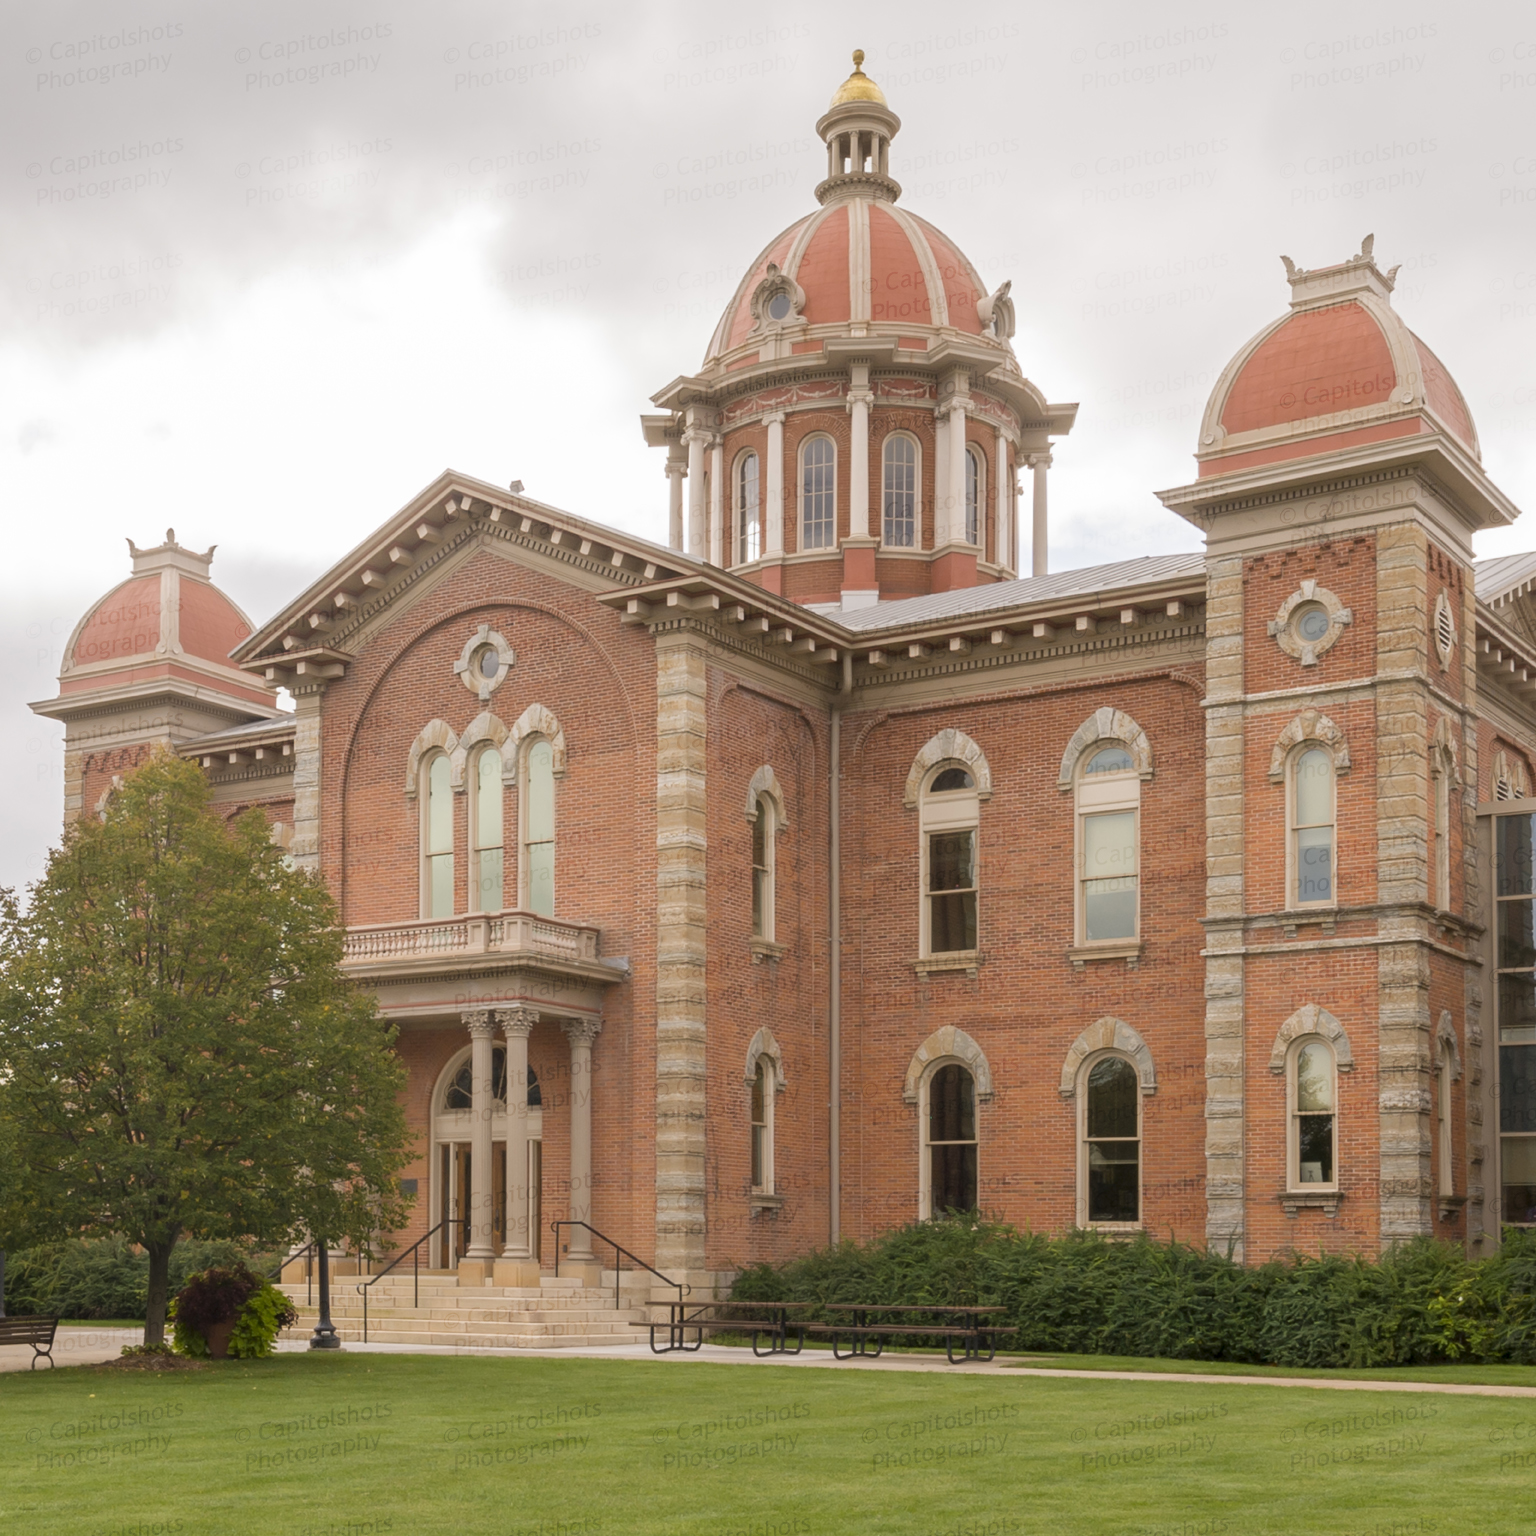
xmin=456 ymin=1005 xmax=602 ymax=1288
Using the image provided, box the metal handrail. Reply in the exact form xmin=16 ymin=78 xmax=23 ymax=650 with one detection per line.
xmin=355 ymin=1219 xmax=458 ymax=1344
xmin=552 ymin=1220 xmax=688 ymax=1311
xmin=271 ymin=1241 xmax=318 ymax=1305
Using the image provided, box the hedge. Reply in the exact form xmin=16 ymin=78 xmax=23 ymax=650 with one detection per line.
xmin=2 ymin=1238 xmax=282 ymax=1321
xmin=729 ymin=1218 xmax=1536 ymax=1368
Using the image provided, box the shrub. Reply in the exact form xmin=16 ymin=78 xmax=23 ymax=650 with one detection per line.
xmin=170 ymin=1263 xmax=297 ymax=1360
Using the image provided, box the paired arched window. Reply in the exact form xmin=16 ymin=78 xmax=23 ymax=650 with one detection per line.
xmin=1289 ymin=1037 xmax=1337 ymax=1188
xmin=423 ymin=753 xmax=455 ymax=918
xmin=1076 ymin=744 xmax=1139 ymax=944
xmin=799 ymin=435 xmax=836 ymax=550
xmin=964 ymin=446 xmax=982 ymax=547
xmin=920 ymin=763 xmax=979 ymax=955
xmin=924 ymin=1063 xmax=977 ymax=1215
xmin=1291 ymin=746 xmax=1336 ymax=906
xmin=751 ymin=793 xmax=775 ymax=941
xmin=472 ymin=746 xmax=504 ymax=912
xmin=521 ymin=737 xmax=556 ymax=917
xmin=736 ymin=450 xmax=761 ymax=565
xmin=1079 ymin=1054 xmax=1140 ymax=1224
xmin=882 ymin=434 xmax=917 ymax=547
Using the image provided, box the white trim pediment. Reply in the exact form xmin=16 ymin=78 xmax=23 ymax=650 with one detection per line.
xmin=506 ymin=703 xmax=567 ymax=780
xmin=903 ymin=729 xmax=992 ymax=808
xmin=746 ymin=765 xmax=789 ymax=828
xmin=1267 ymin=1003 xmax=1355 ymax=1074
xmin=1059 ymin=1017 xmax=1157 ymax=1099
xmin=745 ymin=1026 xmax=788 ymax=1091
xmin=404 ymin=719 xmax=459 ymax=799
xmin=1058 ymin=708 xmax=1153 ymax=791
xmin=902 ymin=1026 xmax=994 ymax=1103
xmin=451 ymin=712 xmax=513 ymax=791
xmin=1268 ymin=709 xmax=1350 ymax=782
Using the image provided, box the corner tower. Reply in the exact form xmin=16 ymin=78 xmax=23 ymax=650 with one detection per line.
xmin=643 ymin=52 xmax=1075 ymax=612
xmin=1160 ymin=238 xmax=1515 ymax=1262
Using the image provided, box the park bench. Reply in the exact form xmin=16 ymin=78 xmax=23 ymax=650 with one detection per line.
xmin=0 ymin=1316 xmax=60 ymax=1369
xmin=633 ymin=1300 xmax=816 ymax=1356
xmin=805 ymin=1303 xmax=1016 ymax=1364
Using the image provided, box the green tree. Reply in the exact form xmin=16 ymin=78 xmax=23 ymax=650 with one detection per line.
xmin=0 ymin=749 xmax=414 ymax=1342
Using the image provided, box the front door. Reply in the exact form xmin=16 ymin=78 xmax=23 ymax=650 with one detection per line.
xmin=438 ymin=1141 xmax=513 ymax=1268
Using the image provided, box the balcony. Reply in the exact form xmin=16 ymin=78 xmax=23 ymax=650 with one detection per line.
xmin=341 ymin=911 xmax=624 ymax=993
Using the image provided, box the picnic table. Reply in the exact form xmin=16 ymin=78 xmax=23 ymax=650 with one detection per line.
xmin=808 ymin=1303 xmax=1014 ymax=1364
xmin=634 ymin=1299 xmax=818 ymax=1356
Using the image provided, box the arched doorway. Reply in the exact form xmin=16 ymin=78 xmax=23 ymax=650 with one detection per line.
xmin=431 ymin=1045 xmax=543 ymax=1270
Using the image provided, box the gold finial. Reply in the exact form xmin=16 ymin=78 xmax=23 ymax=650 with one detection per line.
xmin=830 ymin=48 xmax=887 ymax=107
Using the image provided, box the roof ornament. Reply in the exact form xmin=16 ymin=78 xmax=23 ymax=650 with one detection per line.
xmin=978 ymin=281 xmax=1015 ymax=341
xmin=749 ymin=262 xmax=806 ymax=330
xmin=1280 ymin=234 xmax=1400 ymax=311
xmin=815 ymin=49 xmax=902 ymax=206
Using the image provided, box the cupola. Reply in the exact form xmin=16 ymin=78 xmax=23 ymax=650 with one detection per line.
xmin=815 ymin=51 xmax=902 ymax=205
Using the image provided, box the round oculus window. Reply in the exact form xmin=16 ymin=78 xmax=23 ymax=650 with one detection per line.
xmin=476 ymin=646 xmax=501 ymax=680
xmin=1294 ymin=604 xmax=1330 ymax=644
xmin=767 ymin=292 xmax=792 ymax=321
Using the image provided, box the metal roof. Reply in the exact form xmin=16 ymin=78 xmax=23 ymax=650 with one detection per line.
xmin=832 ymin=551 xmax=1208 ymax=633
xmin=1475 ymin=550 xmax=1536 ymax=608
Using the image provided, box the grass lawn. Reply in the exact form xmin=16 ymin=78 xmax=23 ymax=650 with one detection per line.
xmin=1 ymin=1351 xmax=1532 ymax=1536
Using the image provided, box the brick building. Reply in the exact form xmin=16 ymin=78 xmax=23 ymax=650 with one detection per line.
xmin=32 ymin=56 xmax=1536 ymax=1295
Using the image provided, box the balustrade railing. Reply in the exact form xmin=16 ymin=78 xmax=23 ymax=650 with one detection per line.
xmin=342 ymin=910 xmax=601 ymax=967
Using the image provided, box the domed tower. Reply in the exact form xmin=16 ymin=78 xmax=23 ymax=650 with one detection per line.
xmin=32 ymin=531 xmax=280 ymax=824
xmin=642 ymin=51 xmax=1075 ymax=611
xmin=1157 ymin=239 xmax=1517 ymax=1261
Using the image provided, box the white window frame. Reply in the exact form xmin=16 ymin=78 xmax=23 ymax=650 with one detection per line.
xmin=1075 ymin=1049 xmax=1143 ymax=1229
xmin=1288 ymin=744 xmax=1338 ymax=910
xmin=420 ymin=750 xmax=455 ymax=919
xmin=918 ymin=1059 xmax=979 ymax=1219
xmin=798 ymin=433 xmax=837 ymax=551
xmin=1074 ymin=748 xmax=1140 ymax=947
xmin=470 ymin=743 xmax=505 ymax=913
xmin=1437 ymin=1049 xmax=1454 ymax=1201
xmin=1287 ymin=1035 xmax=1339 ymax=1194
xmin=749 ymin=1056 xmax=774 ymax=1195
xmin=919 ymin=762 xmax=980 ymax=957
xmin=881 ymin=431 xmax=921 ymax=549
xmin=735 ymin=448 xmax=761 ymax=565
xmin=964 ymin=444 xmax=984 ymax=548
xmin=518 ymin=734 xmax=557 ymax=917
xmin=751 ymin=791 xmax=776 ymax=941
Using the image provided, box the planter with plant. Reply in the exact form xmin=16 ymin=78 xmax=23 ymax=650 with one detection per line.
xmin=170 ymin=1263 xmax=298 ymax=1359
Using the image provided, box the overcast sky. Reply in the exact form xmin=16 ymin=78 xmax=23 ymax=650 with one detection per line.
xmin=4 ymin=0 xmax=1534 ymax=890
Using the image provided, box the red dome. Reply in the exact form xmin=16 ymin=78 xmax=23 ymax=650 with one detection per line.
xmin=1199 ymin=245 xmax=1478 ymax=477
xmin=67 ymin=571 xmax=251 ymax=670
xmin=704 ymin=199 xmax=994 ymax=365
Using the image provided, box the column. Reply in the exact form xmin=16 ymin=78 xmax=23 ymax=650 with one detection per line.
xmin=932 ymin=406 xmax=950 ymax=546
xmin=993 ymin=429 xmax=1009 ymax=570
xmin=459 ymin=1009 xmax=497 ymax=1285
xmin=666 ymin=456 xmax=685 ymax=551
xmin=494 ymin=1006 xmax=540 ymax=1287
xmin=1029 ymin=451 xmax=1052 ymax=577
xmin=763 ymin=412 xmax=786 ymax=558
xmin=847 ymin=372 xmax=872 ymax=539
xmin=948 ymin=404 xmax=967 ymax=544
xmin=708 ymin=442 xmax=724 ymax=566
xmin=685 ymin=430 xmax=708 ymax=558
xmin=561 ymin=1017 xmax=603 ymax=1278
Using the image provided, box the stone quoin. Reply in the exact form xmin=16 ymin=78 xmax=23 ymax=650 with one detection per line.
xmin=31 ymin=54 xmax=1536 ymax=1291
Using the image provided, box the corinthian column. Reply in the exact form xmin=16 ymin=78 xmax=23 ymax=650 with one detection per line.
xmin=763 ymin=412 xmax=786 ymax=558
xmin=459 ymin=1009 xmax=497 ymax=1285
xmin=666 ymin=455 xmax=686 ymax=551
xmin=685 ymin=429 xmax=708 ymax=558
xmin=494 ymin=1005 xmax=540 ymax=1287
xmin=1028 ymin=451 xmax=1052 ymax=577
xmin=561 ymin=1017 xmax=603 ymax=1282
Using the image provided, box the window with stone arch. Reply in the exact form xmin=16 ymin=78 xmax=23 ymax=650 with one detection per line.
xmin=1430 ymin=726 xmax=1458 ymax=914
xmin=1078 ymin=1052 xmax=1141 ymax=1226
xmin=1290 ymin=744 xmax=1336 ymax=907
xmin=751 ymin=792 xmax=776 ymax=940
xmin=745 ymin=1028 xmax=785 ymax=1199
xmin=735 ymin=449 xmax=761 ymax=565
xmin=421 ymin=751 xmax=455 ymax=918
xmin=964 ymin=445 xmax=983 ymax=547
xmin=471 ymin=744 xmax=505 ymax=912
xmin=1288 ymin=1035 xmax=1338 ymax=1190
xmin=882 ymin=432 xmax=918 ymax=548
xmin=923 ymin=1062 xmax=978 ymax=1216
xmin=1076 ymin=743 xmax=1140 ymax=945
xmin=520 ymin=736 xmax=557 ymax=916
xmin=920 ymin=760 xmax=980 ymax=956
xmin=799 ymin=433 xmax=836 ymax=550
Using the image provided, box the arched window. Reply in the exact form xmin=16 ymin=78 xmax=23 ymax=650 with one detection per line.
xmin=1433 ymin=752 xmax=1451 ymax=912
xmin=800 ymin=435 xmax=836 ymax=550
xmin=473 ymin=746 xmax=504 ymax=912
xmin=920 ymin=763 xmax=979 ymax=955
xmin=521 ymin=738 xmax=556 ymax=916
xmin=1290 ymin=1037 xmax=1337 ymax=1189
xmin=1437 ymin=1046 xmax=1454 ymax=1201
xmin=751 ymin=793 xmax=775 ymax=941
xmin=750 ymin=1059 xmax=772 ymax=1193
xmin=444 ymin=1046 xmax=509 ymax=1109
xmin=423 ymin=753 xmax=454 ymax=918
xmin=924 ymin=1063 xmax=977 ymax=1215
xmin=1076 ymin=744 xmax=1139 ymax=945
xmin=736 ymin=451 xmax=760 ymax=565
xmin=882 ymin=434 xmax=916 ymax=548
xmin=1080 ymin=1054 xmax=1140 ymax=1224
xmin=1292 ymin=746 xmax=1335 ymax=906
xmin=964 ymin=445 xmax=982 ymax=546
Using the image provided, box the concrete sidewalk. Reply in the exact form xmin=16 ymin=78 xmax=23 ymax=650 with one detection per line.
xmin=0 ymin=1325 xmax=141 ymax=1373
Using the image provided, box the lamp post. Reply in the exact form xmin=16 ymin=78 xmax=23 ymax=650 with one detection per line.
xmin=309 ymin=1238 xmax=340 ymax=1350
